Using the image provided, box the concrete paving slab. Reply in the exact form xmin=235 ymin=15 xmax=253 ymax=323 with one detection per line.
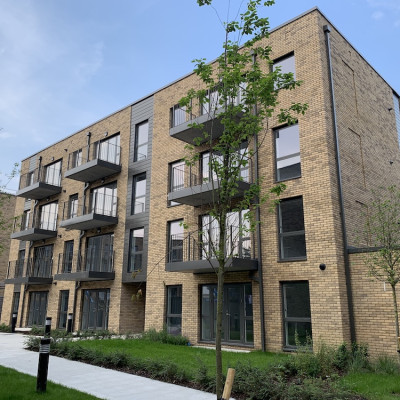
xmin=0 ymin=333 xmax=217 ymax=400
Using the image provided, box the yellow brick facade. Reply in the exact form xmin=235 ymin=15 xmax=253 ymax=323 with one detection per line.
xmin=1 ymin=8 xmax=400 ymax=357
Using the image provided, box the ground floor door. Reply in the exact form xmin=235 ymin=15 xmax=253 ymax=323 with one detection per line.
xmin=27 ymin=291 xmax=48 ymax=327
xmin=81 ymin=289 xmax=110 ymax=331
xmin=201 ymin=283 xmax=253 ymax=345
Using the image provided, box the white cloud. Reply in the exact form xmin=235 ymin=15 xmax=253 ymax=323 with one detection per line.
xmin=372 ymin=10 xmax=384 ymax=19
xmin=0 ymin=131 xmax=15 ymax=140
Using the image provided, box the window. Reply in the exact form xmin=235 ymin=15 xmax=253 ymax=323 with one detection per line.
xmin=70 ymin=149 xmax=82 ymax=168
xmin=27 ymin=291 xmax=48 ymax=327
xmin=45 ymin=160 xmax=62 ymax=186
xmin=282 ymin=281 xmax=312 ymax=348
xmin=58 ymin=290 xmax=69 ymax=329
xmin=21 ymin=210 xmax=31 ymax=230
xmin=169 ymin=160 xmax=185 ymax=206
xmin=275 ymin=124 xmax=301 ymax=181
xmin=166 ymin=285 xmax=182 ymax=335
xmin=39 ymin=202 xmax=58 ymax=231
xmin=68 ymin=194 xmax=78 ymax=218
xmin=170 ymin=104 xmax=186 ymax=128
xmin=201 ymin=283 xmax=253 ymax=344
xmin=168 ymin=220 xmax=183 ymax=262
xmin=32 ymin=245 xmax=53 ymax=278
xmin=129 ymin=228 xmax=144 ymax=272
xmin=201 ymin=87 xmax=220 ymax=115
xmin=86 ymin=234 xmax=114 ymax=273
xmin=201 ymin=209 xmax=251 ymax=260
xmin=134 ymin=121 xmax=149 ymax=161
xmin=16 ymin=250 xmax=25 ymax=277
xmin=132 ymin=173 xmax=146 ymax=214
xmin=273 ymin=53 xmax=296 ymax=81
xmin=393 ymin=92 xmax=400 ymax=148
xmin=91 ymin=182 xmax=117 ymax=217
xmin=81 ymin=289 xmax=110 ymax=331
xmin=278 ymin=197 xmax=306 ymax=260
xmin=94 ymin=134 xmax=120 ymax=164
xmin=61 ymin=241 xmax=74 ymax=273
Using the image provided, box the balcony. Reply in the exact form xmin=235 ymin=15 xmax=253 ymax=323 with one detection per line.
xmin=16 ymin=166 xmax=62 ymax=200
xmin=11 ymin=211 xmax=57 ymax=241
xmin=60 ymin=193 xmax=118 ymax=231
xmin=5 ymin=258 xmax=53 ymax=285
xmin=54 ymin=251 xmax=115 ymax=281
xmin=167 ymin=162 xmax=252 ymax=207
xmin=165 ymin=228 xmax=258 ymax=274
xmin=64 ymin=140 xmax=121 ymax=182
xmin=169 ymin=95 xmax=243 ymax=145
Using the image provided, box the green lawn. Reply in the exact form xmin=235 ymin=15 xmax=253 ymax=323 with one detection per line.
xmin=72 ymin=338 xmax=288 ymax=377
xmin=341 ymin=372 xmax=400 ymax=400
xmin=0 ymin=365 xmax=102 ymax=400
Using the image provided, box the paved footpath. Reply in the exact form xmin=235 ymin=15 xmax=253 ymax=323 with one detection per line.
xmin=0 ymin=333 xmax=216 ymax=400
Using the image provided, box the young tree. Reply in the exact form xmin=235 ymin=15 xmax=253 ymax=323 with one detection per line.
xmin=177 ymin=1 xmax=307 ymax=396
xmin=363 ymin=186 xmax=400 ymax=359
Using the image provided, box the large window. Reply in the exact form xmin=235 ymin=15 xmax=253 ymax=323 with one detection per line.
xmin=40 ymin=202 xmax=58 ymax=231
xmin=68 ymin=194 xmax=78 ymax=218
xmin=201 ymin=283 xmax=253 ymax=344
xmin=394 ymin=92 xmax=400 ymax=148
xmin=201 ymin=209 xmax=251 ymax=260
xmin=201 ymin=87 xmax=220 ymax=115
xmin=275 ymin=124 xmax=301 ymax=181
xmin=134 ymin=121 xmax=149 ymax=161
xmin=61 ymin=240 xmax=74 ymax=273
xmin=27 ymin=291 xmax=48 ymax=327
xmin=166 ymin=285 xmax=182 ymax=336
xmin=132 ymin=173 xmax=146 ymax=214
xmin=16 ymin=249 xmax=25 ymax=277
xmin=170 ymin=104 xmax=186 ymax=128
xmin=282 ymin=281 xmax=312 ymax=348
xmin=86 ymin=234 xmax=114 ymax=273
xmin=91 ymin=182 xmax=117 ymax=217
xmin=278 ymin=197 xmax=306 ymax=260
xmin=129 ymin=228 xmax=144 ymax=272
xmin=45 ymin=160 xmax=62 ymax=186
xmin=168 ymin=220 xmax=184 ymax=262
xmin=58 ymin=290 xmax=69 ymax=329
xmin=273 ymin=53 xmax=296 ymax=83
xmin=95 ymin=134 xmax=120 ymax=165
xmin=81 ymin=289 xmax=110 ymax=331
xmin=169 ymin=160 xmax=185 ymax=206
xmin=32 ymin=245 xmax=53 ymax=278
xmin=12 ymin=292 xmax=20 ymax=314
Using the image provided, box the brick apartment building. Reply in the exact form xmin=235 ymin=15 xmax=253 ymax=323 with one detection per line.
xmin=1 ymin=8 xmax=400 ymax=356
xmin=0 ymin=194 xmax=16 ymax=320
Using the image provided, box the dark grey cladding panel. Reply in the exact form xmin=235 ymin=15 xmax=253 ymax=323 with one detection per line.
xmin=122 ymin=95 xmax=154 ymax=280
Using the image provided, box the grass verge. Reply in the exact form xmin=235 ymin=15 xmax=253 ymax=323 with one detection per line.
xmin=0 ymin=365 xmax=102 ymax=400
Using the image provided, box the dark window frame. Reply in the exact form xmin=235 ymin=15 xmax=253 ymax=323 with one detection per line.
xmin=278 ymin=197 xmax=306 ymax=261
xmin=166 ymin=285 xmax=182 ymax=336
xmin=134 ymin=121 xmax=149 ymax=162
xmin=168 ymin=219 xmax=184 ymax=263
xmin=57 ymin=290 xmax=69 ymax=329
xmin=81 ymin=288 xmax=110 ymax=331
xmin=132 ymin=173 xmax=146 ymax=214
xmin=128 ymin=227 xmax=145 ymax=272
xmin=27 ymin=291 xmax=48 ymax=327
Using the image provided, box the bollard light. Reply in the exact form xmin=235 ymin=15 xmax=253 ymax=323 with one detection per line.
xmin=44 ymin=317 xmax=51 ymax=337
xmin=11 ymin=313 xmax=17 ymax=333
xmin=36 ymin=337 xmax=51 ymax=393
xmin=67 ymin=313 xmax=73 ymax=333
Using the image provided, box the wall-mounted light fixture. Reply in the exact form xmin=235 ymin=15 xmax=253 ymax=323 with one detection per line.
xmin=319 ymin=263 xmax=326 ymax=271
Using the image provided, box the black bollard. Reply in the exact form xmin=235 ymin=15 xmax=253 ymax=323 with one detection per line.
xmin=11 ymin=313 xmax=17 ymax=333
xmin=36 ymin=337 xmax=51 ymax=393
xmin=44 ymin=317 xmax=51 ymax=337
xmin=67 ymin=313 xmax=73 ymax=333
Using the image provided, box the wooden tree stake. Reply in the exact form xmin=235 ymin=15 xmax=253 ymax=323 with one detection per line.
xmin=222 ymin=368 xmax=235 ymax=400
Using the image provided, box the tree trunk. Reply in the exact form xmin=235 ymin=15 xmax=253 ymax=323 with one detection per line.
xmin=390 ymin=284 xmax=400 ymax=362
xmin=215 ymin=263 xmax=224 ymax=399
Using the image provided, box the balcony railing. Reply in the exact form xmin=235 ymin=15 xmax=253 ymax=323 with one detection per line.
xmin=26 ymin=257 xmax=53 ymax=279
xmin=11 ymin=210 xmax=58 ymax=241
xmin=60 ymin=193 xmax=118 ymax=230
xmin=168 ymin=159 xmax=252 ymax=207
xmin=65 ymin=141 xmax=121 ymax=182
xmin=6 ymin=260 xmax=26 ymax=279
xmin=55 ymin=250 xmax=115 ymax=281
xmin=17 ymin=166 xmax=62 ymax=199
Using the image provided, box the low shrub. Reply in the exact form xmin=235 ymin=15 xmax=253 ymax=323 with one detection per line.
xmin=371 ymin=355 xmax=400 ymax=375
xmin=141 ymin=328 xmax=189 ymax=346
xmin=0 ymin=323 xmax=11 ymax=333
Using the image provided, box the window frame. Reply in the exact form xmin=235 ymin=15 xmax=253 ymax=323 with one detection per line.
xmin=128 ymin=227 xmax=145 ymax=272
xmin=278 ymin=197 xmax=306 ymax=261
xmin=168 ymin=220 xmax=184 ymax=263
xmin=44 ymin=159 xmax=62 ymax=187
xmin=282 ymin=281 xmax=312 ymax=349
xmin=132 ymin=173 xmax=146 ymax=214
xmin=81 ymin=289 xmax=110 ymax=331
xmin=274 ymin=124 xmax=301 ymax=182
xmin=39 ymin=202 xmax=58 ymax=231
xmin=57 ymin=290 xmax=69 ymax=329
xmin=134 ymin=121 xmax=149 ymax=162
xmin=166 ymin=285 xmax=182 ymax=336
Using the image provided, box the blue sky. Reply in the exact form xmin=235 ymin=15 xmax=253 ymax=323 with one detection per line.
xmin=1 ymin=0 xmax=399 ymax=192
